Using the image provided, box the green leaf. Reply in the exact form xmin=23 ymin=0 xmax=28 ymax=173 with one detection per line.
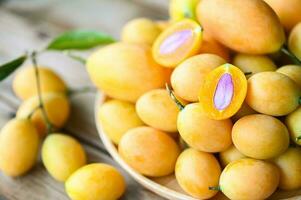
xmin=0 ymin=55 xmax=27 ymax=82
xmin=47 ymin=30 xmax=115 ymax=50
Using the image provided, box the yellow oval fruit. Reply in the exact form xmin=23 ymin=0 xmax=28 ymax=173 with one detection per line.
xmin=121 ymin=18 xmax=161 ymax=45
xmin=264 ymin=0 xmax=301 ymax=31
xmin=169 ymin=0 xmax=200 ymax=21
xmin=175 ymin=148 xmax=221 ymax=199
xmin=65 ymin=163 xmax=125 ymax=200
xmin=98 ymin=99 xmax=144 ymax=144
xmin=0 ymin=118 xmax=39 ymax=177
xmin=171 ymin=54 xmax=226 ymax=102
xmin=177 ymin=103 xmax=232 ymax=153
xmin=232 ymin=114 xmax=289 ymax=159
xmin=86 ymin=42 xmax=171 ymax=102
xmin=277 ymin=65 xmax=301 ymax=88
xmin=220 ymin=158 xmax=279 ymax=200
xmin=13 ymin=66 xmax=67 ymax=100
xmin=285 ymin=106 xmax=301 ymax=145
xmin=197 ymin=0 xmax=285 ymax=54
xmin=118 ymin=126 xmax=180 ymax=177
xmin=219 ymin=145 xmax=246 ymax=168
xmin=272 ymin=147 xmax=301 ymax=190
xmin=289 ymin=22 xmax=301 ymax=60
xmin=233 ymin=53 xmax=277 ymax=78
xmin=136 ymin=89 xmax=181 ymax=133
xmin=16 ymin=93 xmax=70 ymax=137
xmin=42 ymin=134 xmax=86 ymax=182
xmin=246 ymin=71 xmax=301 ymax=116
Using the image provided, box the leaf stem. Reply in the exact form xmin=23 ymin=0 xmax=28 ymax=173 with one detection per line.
xmin=280 ymin=46 xmax=301 ymax=65
xmin=296 ymin=136 xmax=301 ymax=142
xmin=26 ymin=104 xmax=42 ymax=119
xmin=244 ymin=72 xmax=252 ymax=76
xmin=209 ymin=186 xmax=220 ymax=191
xmin=67 ymin=86 xmax=96 ymax=96
xmin=63 ymin=50 xmax=86 ymax=64
xmin=31 ymin=51 xmax=53 ymax=133
xmin=165 ymin=83 xmax=185 ymax=111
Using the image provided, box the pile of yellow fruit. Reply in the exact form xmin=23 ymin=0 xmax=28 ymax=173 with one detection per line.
xmin=87 ymin=0 xmax=301 ymax=199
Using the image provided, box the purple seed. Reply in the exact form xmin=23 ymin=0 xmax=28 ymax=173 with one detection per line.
xmin=159 ymin=30 xmax=192 ymax=54
xmin=213 ymin=73 xmax=234 ymax=111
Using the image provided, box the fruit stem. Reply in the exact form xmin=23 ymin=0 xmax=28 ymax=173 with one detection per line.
xmin=209 ymin=186 xmax=220 ymax=191
xmin=63 ymin=50 xmax=86 ymax=64
xmin=165 ymin=83 xmax=185 ymax=111
xmin=26 ymin=104 xmax=42 ymax=119
xmin=280 ymin=46 xmax=301 ymax=65
xmin=31 ymin=51 xmax=53 ymax=133
xmin=296 ymin=136 xmax=301 ymax=142
xmin=244 ymin=72 xmax=252 ymax=76
xmin=67 ymin=86 xmax=97 ymax=96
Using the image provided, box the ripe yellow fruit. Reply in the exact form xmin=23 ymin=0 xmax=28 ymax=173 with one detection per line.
xmin=175 ymin=148 xmax=221 ymax=199
xmin=219 ymin=145 xmax=246 ymax=168
xmin=121 ymin=18 xmax=161 ymax=45
xmin=86 ymin=42 xmax=171 ymax=102
xmin=118 ymin=126 xmax=180 ymax=177
xmin=171 ymin=54 xmax=226 ymax=102
xmin=17 ymin=93 xmax=70 ymax=137
xmin=136 ymin=89 xmax=181 ymax=133
xmin=13 ymin=66 xmax=67 ymax=100
xmin=169 ymin=0 xmax=200 ymax=21
xmin=289 ymin=22 xmax=301 ymax=61
xmin=272 ymin=147 xmax=301 ymax=190
xmin=42 ymin=134 xmax=86 ymax=182
xmin=0 ymin=118 xmax=39 ymax=177
xmin=220 ymin=158 xmax=279 ymax=200
xmin=97 ymin=99 xmax=144 ymax=144
xmin=285 ymin=106 xmax=301 ymax=145
xmin=65 ymin=163 xmax=125 ymax=200
xmin=277 ymin=65 xmax=301 ymax=88
xmin=232 ymin=114 xmax=289 ymax=159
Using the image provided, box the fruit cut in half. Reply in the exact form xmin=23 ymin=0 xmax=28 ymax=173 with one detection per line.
xmin=199 ymin=64 xmax=247 ymax=120
xmin=152 ymin=19 xmax=203 ymax=68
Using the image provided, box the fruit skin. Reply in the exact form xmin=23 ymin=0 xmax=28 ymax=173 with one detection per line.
xmin=271 ymin=147 xmax=301 ymax=190
xmin=65 ymin=163 xmax=125 ymax=200
xmin=98 ymin=99 xmax=144 ymax=144
xmin=197 ymin=0 xmax=285 ymax=54
xmin=121 ymin=18 xmax=161 ymax=45
xmin=118 ymin=126 xmax=180 ymax=177
xmin=175 ymin=148 xmax=221 ymax=199
xmin=231 ymin=101 xmax=257 ymax=122
xmin=169 ymin=0 xmax=200 ymax=21
xmin=264 ymin=0 xmax=301 ymax=31
xmin=42 ymin=134 xmax=86 ymax=182
xmin=219 ymin=145 xmax=246 ymax=168
xmin=199 ymin=64 xmax=247 ymax=120
xmin=277 ymin=65 xmax=301 ymax=88
xmin=285 ymin=106 xmax=301 ymax=145
xmin=136 ymin=89 xmax=180 ymax=133
xmin=13 ymin=66 xmax=67 ymax=100
xmin=289 ymin=22 xmax=301 ymax=60
xmin=171 ymin=54 xmax=226 ymax=102
xmin=246 ymin=71 xmax=301 ymax=116
xmin=233 ymin=53 xmax=277 ymax=78
xmin=155 ymin=20 xmax=171 ymax=31
xmin=220 ymin=158 xmax=279 ymax=200
xmin=87 ymin=42 xmax=171 ymax=102
xmin=16 ymin=93 xmax=70 ymax=137
xmin=232 ymin=114 xmax=289 ymax=159
xmin=152 ymin=19 xmax=203 ymax=67
xmin=0 ymin=118 xmax=39 ymax=177
xmin=177 ymin=103 xmax=232 ymax=153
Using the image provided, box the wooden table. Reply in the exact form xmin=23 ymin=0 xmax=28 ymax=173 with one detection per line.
xmin=0 ymin=0 xmax=169 ymax=199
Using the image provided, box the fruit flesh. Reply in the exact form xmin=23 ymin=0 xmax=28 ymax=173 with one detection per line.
xmin=177 ymin=103 xmax=232 ymax=153
xmin=0 ymin=118 xmax=39 ymax=177
xmin=86 ymin=42 xmax=171 ymax=102
xmin=171 ymin=54 xmax=226 ymax=102
xmin=65 ymin=163 xmax=125 ymax=200
xmin=232 ymin=114 xmax=289 ymax=159
xmin=13 ymin=66 xmax=67 ymax=100
xmin=152 ymin=19 xmax=203 ymax=67
xmin=289 ymin=22 xmax=301 ymax=60
xmin=16 ymin=92 xmax=70 ymax=137
xmin=42 ymin=134 xmax=86 ymax=181
xmin=197 ymin=0 xmax=285 ymax=54
xmin=175 ymin=148 xmax=221 ymax=199
xmin=98 ymin=99 xmax=144 ymax=144
xmin=118 ymin=126 xmax=180 ymax=177
xmin=246 ymin=71 xmax=301 ymax=116
xmin=220 ymin=158 xmax=279 ymax=200
xmin=199 ymin=64 xmax=247 ymax=120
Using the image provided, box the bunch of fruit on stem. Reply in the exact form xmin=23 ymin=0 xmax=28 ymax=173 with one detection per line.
xmin=87 ymin=0 xmax=301 ymax=199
